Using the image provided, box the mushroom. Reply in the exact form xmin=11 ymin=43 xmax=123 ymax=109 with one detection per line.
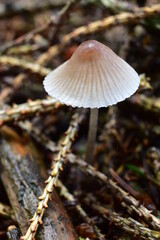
xmin=43 ymin=40 xmax=140 ymax=163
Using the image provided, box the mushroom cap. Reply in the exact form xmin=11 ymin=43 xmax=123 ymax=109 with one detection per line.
xmin=43 ymin=40 xmax=140 ymax=108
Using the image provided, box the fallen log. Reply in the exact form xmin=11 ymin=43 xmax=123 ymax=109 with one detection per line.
xmin=0 ymin=126 xmax=76 ymax=240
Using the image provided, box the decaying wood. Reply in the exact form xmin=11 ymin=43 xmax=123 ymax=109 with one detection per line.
xmin=0 ymin=98 xmax=61 ymax=126
xmin=0 ymin=126 xmax=76 ymax=240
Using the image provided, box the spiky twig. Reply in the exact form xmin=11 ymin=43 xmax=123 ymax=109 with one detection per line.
xmin=21 ymin=112 xmax=85 ymax=240
xmin=0 ymin=98 xmax=60 ymax=126
xmin=84 ymin=194 xmax=160 ymax=240
xmin=38 ymin=3 xmax=160 ymax=65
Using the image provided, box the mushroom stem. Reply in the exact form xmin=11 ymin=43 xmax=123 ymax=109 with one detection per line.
xmin=85 ymin=108 xmax=98 ymax=163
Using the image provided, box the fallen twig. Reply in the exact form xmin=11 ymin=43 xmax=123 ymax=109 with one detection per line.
xmin=0 ymin=98 xmax=60 ymax=126
xmin=0 ymin=56 xmax=50 ymax=76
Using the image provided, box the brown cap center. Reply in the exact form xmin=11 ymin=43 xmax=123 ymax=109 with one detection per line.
xmin=70 ymin=40 xmax=104 ymax=63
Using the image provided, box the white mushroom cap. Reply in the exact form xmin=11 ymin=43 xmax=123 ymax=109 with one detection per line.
xmin=43 ymin=40 xmax=140 ymax=108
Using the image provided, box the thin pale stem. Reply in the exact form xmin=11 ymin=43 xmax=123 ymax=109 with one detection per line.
xmin=85 ymin=108 xmax=98 ymax=163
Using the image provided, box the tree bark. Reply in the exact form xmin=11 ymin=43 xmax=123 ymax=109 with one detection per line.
xmin=0 ymin=126 xmax=76 ymax=240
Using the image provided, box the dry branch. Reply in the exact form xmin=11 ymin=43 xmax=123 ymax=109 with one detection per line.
xmin=0 ymin=98 xmax=61 ymax=126
xmin=0 ymin=56 xmax=50 ymax=76
xmin=0 ymin=126 xmax=76 ymax=240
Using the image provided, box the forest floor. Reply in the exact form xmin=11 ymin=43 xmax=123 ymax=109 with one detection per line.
xmin=0 ymin=0 xmax=160 ymax=239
